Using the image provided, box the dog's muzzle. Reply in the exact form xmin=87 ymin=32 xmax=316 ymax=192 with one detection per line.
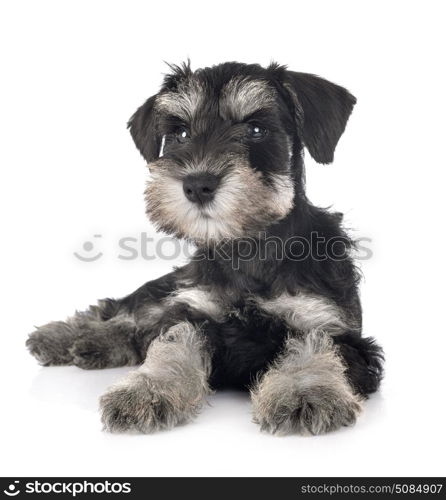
xmin=183 ymin=173 xmax=219 ymax=205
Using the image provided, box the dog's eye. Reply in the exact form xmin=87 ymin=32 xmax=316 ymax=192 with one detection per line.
xmin=175 ymin=127 xmax=191 ymax=144
xmin=246 ymin=124 xmax=267 ymax=141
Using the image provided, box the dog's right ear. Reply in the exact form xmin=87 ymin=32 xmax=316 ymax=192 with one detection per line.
xmin=128 ymin=95 xmax=161 ymax=163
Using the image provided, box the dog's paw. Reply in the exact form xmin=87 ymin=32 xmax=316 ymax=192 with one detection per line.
xmin=26 ymin=322 xmax=76 ymax=366
xmin=69 ymin=316 xmax=140 ymax=369
xmin=100 ymin=373 xmax=194 ymax=433
xmin=69 ymin=337 xmax=109 ymax=369
xmin=252 ymin=382 xmax=362 ymax=436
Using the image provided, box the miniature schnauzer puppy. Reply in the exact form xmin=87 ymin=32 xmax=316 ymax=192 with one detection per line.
xmin=27 ymin=62 xmax=384 ymax=435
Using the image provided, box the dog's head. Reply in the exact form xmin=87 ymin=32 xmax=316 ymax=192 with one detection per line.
xmin=129 ymin=62 xmax=356 ymax=244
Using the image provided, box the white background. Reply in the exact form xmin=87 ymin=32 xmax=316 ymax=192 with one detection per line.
xmin=1 ymin=0 xmax=445 ymax=477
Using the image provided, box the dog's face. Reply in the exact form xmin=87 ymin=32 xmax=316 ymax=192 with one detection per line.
xmin=129 ymin=62 xmax=355 ymax=244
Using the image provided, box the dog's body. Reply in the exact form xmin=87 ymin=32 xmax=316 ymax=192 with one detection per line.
xmin=27 ymin=62 xmax=383 ymax=435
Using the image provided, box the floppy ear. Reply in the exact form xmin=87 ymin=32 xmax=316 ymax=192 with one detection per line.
xmin=284 ymin=72 xmax=356 ymax=164
xmin=127 ymin=95 xmax=160 ymax=162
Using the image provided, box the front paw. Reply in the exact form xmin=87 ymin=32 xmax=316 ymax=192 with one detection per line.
xmin=252 ymin=381 xmax=362 ymax=436
xmin=100 ymin=373 xmax=194 ymax=433
xmin=69 ymin=334 xmax=140 ymax=370
xmin=69 ymin=338 xmax=108 ymax=369
xmin=26 ymin=322 xmax=76 ymax=366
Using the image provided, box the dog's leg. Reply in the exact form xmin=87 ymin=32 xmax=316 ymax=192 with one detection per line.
xmin=26 ymin=271 xmax=181 ymax=369
xmin=251 ymin=329 xmax=363 ymax=435
xmin=26 ymin=300 xmax=141 ymax=369
xmin=100 ymin=321 xmax=211 ymax=433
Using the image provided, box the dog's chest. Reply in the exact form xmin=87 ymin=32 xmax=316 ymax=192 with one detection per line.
xmin=164 ymin=286 xmax=347 ymax=335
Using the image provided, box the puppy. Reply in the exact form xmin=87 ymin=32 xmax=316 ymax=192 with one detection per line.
xmin=27 ymin=62 xmax=384 ymax=435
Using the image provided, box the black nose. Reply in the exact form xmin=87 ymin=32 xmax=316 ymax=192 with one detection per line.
xmin=183 ymin=173 xmax=219 ymax=204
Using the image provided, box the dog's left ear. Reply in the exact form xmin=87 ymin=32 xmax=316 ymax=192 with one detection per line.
xmin=128 ymin=95 xmax=160 ymax=163
xmin=284 ymin=72 xmax=356 ymax=164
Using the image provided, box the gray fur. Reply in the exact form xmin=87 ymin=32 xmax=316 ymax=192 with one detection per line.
xmin=163 ymin=286 xmax=227 ymax=321
xmin=100 ymin=322 xmax=212 ymax=433
xmin=220 ymin=77 xmax=276 ymax=121
xmin=26 ymin=321 xmax=77 ymax=366
xmin=26 ymin=308 xmax=140 ymax=369
xmin=145 ymin=157 xmax=294 ymax=243
xmin=155 ymin=76 xmax=275 ymax=124
xmin=155 ymin=77 xmax=205 ymax=122
xmin=69 ymin=315 xmax=141 ymax=369
xmin=254 ymin=291 xmax=352 ymax=335
xmin=251 ymin=330 xmax=363 ymax=435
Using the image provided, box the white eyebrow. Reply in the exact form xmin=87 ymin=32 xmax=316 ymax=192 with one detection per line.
xmin=220 ymin=77 xmax=276 ymax=120
xmin=155 ymin=78 xmax=205 ymax=121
